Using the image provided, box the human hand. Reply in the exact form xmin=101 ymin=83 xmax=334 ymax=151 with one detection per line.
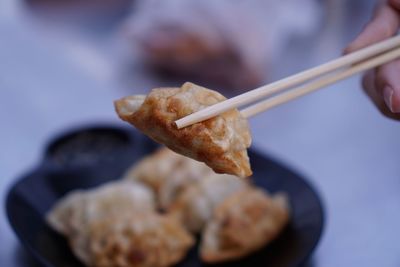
xmin=345 ymin=0 xmax=400 ymax=120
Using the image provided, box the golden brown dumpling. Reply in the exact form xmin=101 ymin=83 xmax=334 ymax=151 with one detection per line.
xmin=200 ymin=188 xmax=289 ymax=263
xmin=88 ymin=213 xmax=194 ymax=267
xmin=114 ymin=82 xmax=252 ymax=177
xmin=123 ymin=147 xmax=213 ymax=209
xmin=123 ymin=147 xmax=179 ymax=202
xmin=46 ymin=182 xmax=156 ymax=265
xmin=47 ymin=182 xmax=155 ymax=235
xmin=46 ymin=190 xmax=87 ymax=237
xmin=169 ymin=173 xmax=247 ymax=233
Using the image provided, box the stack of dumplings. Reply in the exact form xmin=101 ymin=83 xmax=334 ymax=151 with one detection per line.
xmin=47 ymin=147 xmax=289 ymax=267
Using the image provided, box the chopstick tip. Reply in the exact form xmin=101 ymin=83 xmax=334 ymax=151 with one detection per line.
xmin=174 ymin=119 xmax=185 ymax=129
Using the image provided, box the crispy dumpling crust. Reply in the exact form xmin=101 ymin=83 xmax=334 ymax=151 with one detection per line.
xmin=46 ymin=190 xmax=86 ymax=236
xmin=47 ymin=182 xmax=155 ymax=236
xmin=89 ymin=213 xmax=194 ymax=267
xmin=169 ymin=173 xmax=247 ymax=233
xmin=123 ymin=147 xmax=212 ymax=210
xmin=200 ymin=188 xmax=290 ymax=263
xmin=114 ymin=82 xmax=252 ymax=177
xmin=46 ymin=182 xmax=157 ymax=265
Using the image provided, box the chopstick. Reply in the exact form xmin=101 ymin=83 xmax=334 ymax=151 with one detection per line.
xmin=175 ymin=35 xmax=400 ymax=129
xmin=240 ymin=47 xmax=400 ymax=118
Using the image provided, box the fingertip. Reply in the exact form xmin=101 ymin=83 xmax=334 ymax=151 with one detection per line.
xmin=375 ymin=60 xmax=400 ymax=113
xmin=343 ymin=43 xmax=357 ymax=55
xmin=361 ymin=71 xmax=400 ymax=119
xmin=391 ymin=87 xmax=400 ymax=113
xmin=344 ymin=4 xmax=400 ymax=54
xmin=343 ymin=25 xmax=377 ymax=55
xmin=383 ymin=85 xmax=400 ymax=113
xmin=383 ymin=86 xmax=394 ymax=112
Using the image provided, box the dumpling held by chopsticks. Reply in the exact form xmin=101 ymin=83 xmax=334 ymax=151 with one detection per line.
xmin=114 ymin=82 xmax=252 ymax=177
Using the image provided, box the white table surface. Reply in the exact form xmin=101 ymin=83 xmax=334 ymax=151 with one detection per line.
xmin=1 ymin=1 xmax=400 ymax=266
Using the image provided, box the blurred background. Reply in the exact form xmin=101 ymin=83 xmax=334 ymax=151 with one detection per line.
xmin=1 ymin=0 xmax=400 ymax=266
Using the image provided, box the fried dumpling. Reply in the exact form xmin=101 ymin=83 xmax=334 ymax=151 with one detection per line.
xmin=46 ymin=182 xmax=156 ymax=265
xmin=169 ymin=173 xmax=247 ymax=233
xmin=88 ymin=213 xmax=194 ymax=267
xmin=114 ymin=82 xmax=252 ymax=178
xmin=46 ymin=190 xmax=86 ymax=236
xmin=47 ymin=182 xmax=155 ymax=235
xmin=123 ymin=147 xmax=212 ymax=209
xmin=123 ymin=147 xmax=175 ymax=196
xmin=200 ymin=188 xmax=289 ymax=263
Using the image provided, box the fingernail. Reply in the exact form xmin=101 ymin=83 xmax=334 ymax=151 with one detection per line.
xmin=383 ymin=86 xmax=395 ymax=113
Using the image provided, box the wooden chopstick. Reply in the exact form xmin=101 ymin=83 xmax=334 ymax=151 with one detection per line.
xmin=175 ymin=35 xmax=400 ymax=129
xmin=240 ymin=47 xmax=400 ymax=118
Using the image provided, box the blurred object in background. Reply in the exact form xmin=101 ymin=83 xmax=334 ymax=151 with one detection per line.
xmin=23 ymin=0 xmax=133 ymax=32
xmin=122 ymin=0 xmax=322 ymax=92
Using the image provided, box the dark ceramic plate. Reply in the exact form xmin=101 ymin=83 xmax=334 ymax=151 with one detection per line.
xmin=6 ymin=124 xmax=324 ymax=267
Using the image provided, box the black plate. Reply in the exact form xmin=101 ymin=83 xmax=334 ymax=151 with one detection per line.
xmin=6 ymin=124 xmax=324 ymax=267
